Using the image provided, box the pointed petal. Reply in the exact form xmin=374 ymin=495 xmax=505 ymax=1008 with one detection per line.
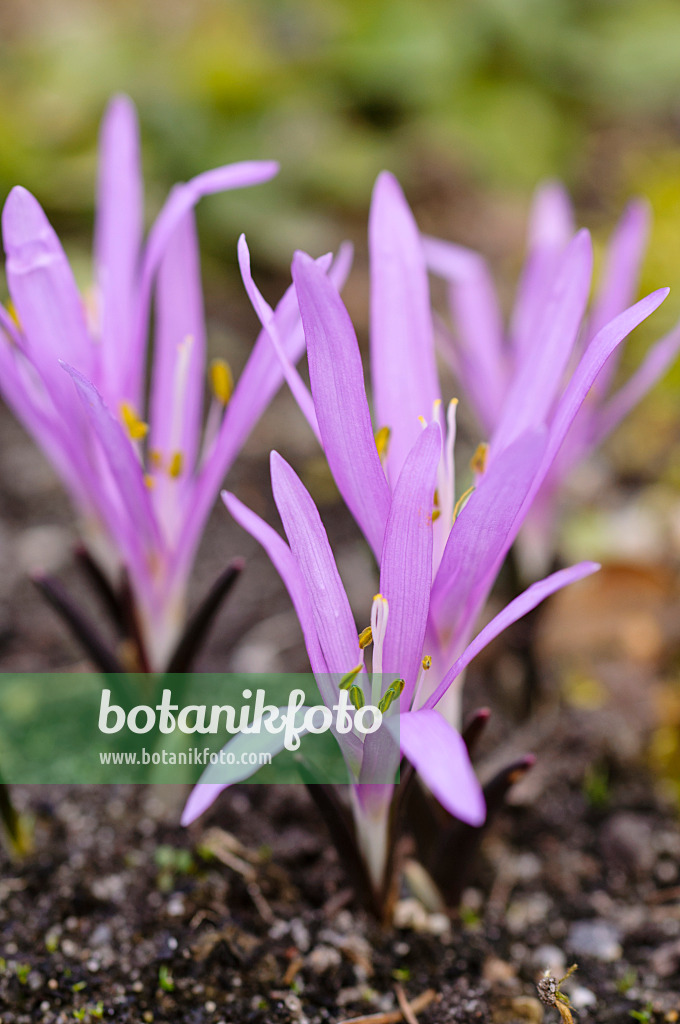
xmin=538 ymin=288 xmax=670 ymax=483
xmin=593 ymin=319 xmax=680 ymax=444
xmin=495 ymin=230 xmax=593 ymax=452
xmin=3 ymin=187 xmax=95 ymax=390
xmin=149 ymin=208 xmax=206 ymax=476
xmin=587 ymin=199 xmax=650 ymax=351
xmin=292 ymin=249 xmax=391 ymax=560
xmin=181 ymin=710 xmax=308 ymax=825
xmin=425 ymin=562 xmax=600 ymax=711
xmin=423 ymin=235 xmax=506 ymax=433
xmin=380 ymin=423 xmax=440 ymax=704
xmin=390 ymin=709 xmax=485 ymax=825
xmin=173 ymin=247 xmax=347 ymax=590
xmin=126 ymin=159 xmax=278 ymax=403
xmin=430 ymin=429 xmax=547 ymax=654
xmin=222 ymin=491 xmax=327 ymax=675
xmin=94 ymin=94 xmax=144 ymax=397
xmin=271 ymin=452 xmax=361 ymax=675
xmin=237 ymin=234 xmax=320 ymax=443
xmin=369 ymin=172 xmax=441 ymax=483
xmin=62 ymin=363 xmax=162 ymax=563
xmin=510 ymin=181 xmax=575 ymax=358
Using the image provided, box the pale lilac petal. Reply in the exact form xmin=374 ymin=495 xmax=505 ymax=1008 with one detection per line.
xmin=270 ymin=452 xmax=361 ymax=675
xmin=149 ymin=209 xmax=206 ymax=480
xmin=359 ymin=724 xmax=400 ymax=785
xmin=172 ymin=248 xmax=346 ymax=589
xmin=0 ymin=337 xmax=92 ymax=510
xmin=495 ymin=230 xmax=593 ymax=452
xmin=222 ymin=490 xmax=326 ymax=675
xmin=593 ymin=319 xmax=680 ymax=443
xmin=586 ymin=199 xmax=650 ymax=371
xmin=292 ymin=250 xmax=391 ymax=560
xmin=126 ymin=160 xmax=278 ymax=403
xmin=94 ymin=94 xmax=143 ymax=398
xmin=390 ymin=709 xmax=485 ymax=824
xmin=538 ymin=288 xmax=670 ymax=485
xmin=427 ymin=562 xmax=600 ymax=711
xmin=369 ymin=172 xmax=441 ymax=483
xmin=181 ymin=709 xmax=308 ymax=825
xmin=510 ymin=181 xmax=575 ymax=358
xmin=3 ymin=187 xmax=95 ymax=392
xmin=379 ymin=423 xmax=440 ymax=704
xmin=430 ymin=429 xmax=546 ymax=654
xmin=237 ymin=234 xmax=320 ymax=443
xmin=62 ymin=363 xmax=161 ymax=558
xmin=423 ymin=235 xmax=506 ymax=433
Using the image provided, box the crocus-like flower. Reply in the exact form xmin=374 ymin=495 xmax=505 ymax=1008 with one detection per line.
xmin=238 ymin=173 xmax=669 ymax=724
xmin=183 ymin=430 xmax=597 ymax=910
xmin=184 ymin=174 xmax=667 ymax=912
xmin=423 ymin=182 xmax=680 ymax=576
xmin=0 ymin=96 xmax=350 ymax=670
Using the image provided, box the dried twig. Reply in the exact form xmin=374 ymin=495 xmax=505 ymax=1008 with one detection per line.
xmin=337 ymin=988 xmax=437 ymax=1024
xmin=394 ymin=983 xmax=421 ymax=1024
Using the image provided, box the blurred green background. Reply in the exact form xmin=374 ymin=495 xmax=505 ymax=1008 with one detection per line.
xmin=2 ymin=0 xmax=680 ymax=265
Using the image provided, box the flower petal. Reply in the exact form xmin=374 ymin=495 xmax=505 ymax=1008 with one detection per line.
xmin=390 ymin=709 xmax=485 ymax=825
xmin=494 ymin=230 xmax=593 ymax=452
xmin=369 ymin=172 xmax=441 ymax=483
xmin=538 ymin=287 xmax=670 ymax=485
xmin=149 ymin=208 xmax=206 ymax=480
xmin=292 ymin=249 xmax=391 ymax=560
xmin=172 ymin=247 xmax=348 ymax=591
xmin=127 ymin=159 xmax=279 ymax=404
xmin=379 ymin=422 xmax=440 ymax=704
xmin=594 ymin=319 xmax=680 ymax=443
xmin=3 ymin=187 xmax=96 ymax=397
xmin=62 ymin=363 xmax=161 ymax=567
xmin=270 ymin=451 xmax=361 ymax=675
xmin=425 ymin=562 xmax=600 ymax=711
xmin=222 ymin=490 xmax=326 ymax=675
xmin=94 ymin=94 xmax=144 ymax=400
xmin=510 ymin=181 xmax=575 ymax=358
xmin=423 ymin=235 xmax=506 ymax=433
xmin=237 ymin=234 xmax=320 ymax=443
xmin=181 ymin=708 xmax=308 ymax=825
xmin=430 ymin=428 xmax=546 ymax=655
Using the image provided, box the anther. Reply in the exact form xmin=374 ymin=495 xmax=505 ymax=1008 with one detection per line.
xmin=210 ymin=358 xmax=234 ymax=405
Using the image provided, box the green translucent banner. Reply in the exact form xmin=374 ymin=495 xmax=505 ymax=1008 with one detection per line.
xmin=0 ymin=673 xmax=400 ymax=785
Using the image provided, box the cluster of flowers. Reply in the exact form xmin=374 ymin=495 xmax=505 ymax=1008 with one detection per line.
xmin=2 ymin=96 xmax=677 ymax=914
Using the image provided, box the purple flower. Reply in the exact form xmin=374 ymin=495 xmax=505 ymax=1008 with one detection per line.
xmin=423 ymin=181 xmax=680 ymax=576
xmin=0 ymin=94 xmax=307 ymax=669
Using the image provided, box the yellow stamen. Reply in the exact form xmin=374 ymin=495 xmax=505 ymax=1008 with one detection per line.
xmin=375 ymin=425 xmax=391 ymax=459
xmin=349 ymin=684 xmax=365 ymax=710
xmin=340 ymin=664 xmax=363 ymax=690
xmin=432 ymin=509 xmax=441 ymax=522
xmin=470 ymin=442 xmax=489 ymax=475
xmin=417 ymin=415 xmax=427 ymax=427
xmin=149 ymin=448 xmax=163 ymax=470
xmin=168 ymin=452 xmax=184 ymax=478
xmin=120 ymin=402 xmax=149 ymax=442
xmin=210 ymin=358 xmax=234 ymax=405
xmin=6 ymin=301 xmax=21 ymax=330
xmin=144 ymin=474 xmax=156 ymax=490
xmin=453 ymin=484 xmax=475 ymax=522
xmin=422 ymin=655 xmax=432 ymax=671
xmin=358 ymin=626 xmax=373 ymax=650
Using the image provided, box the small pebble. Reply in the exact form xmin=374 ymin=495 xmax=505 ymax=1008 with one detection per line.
xmin=205 ymin=1000 xmax=217 ymax=1012
xmin=567 ymin=920 xmax=622 ymax=962
xmin=570 ymin=985 xmax=597 ymax=1009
